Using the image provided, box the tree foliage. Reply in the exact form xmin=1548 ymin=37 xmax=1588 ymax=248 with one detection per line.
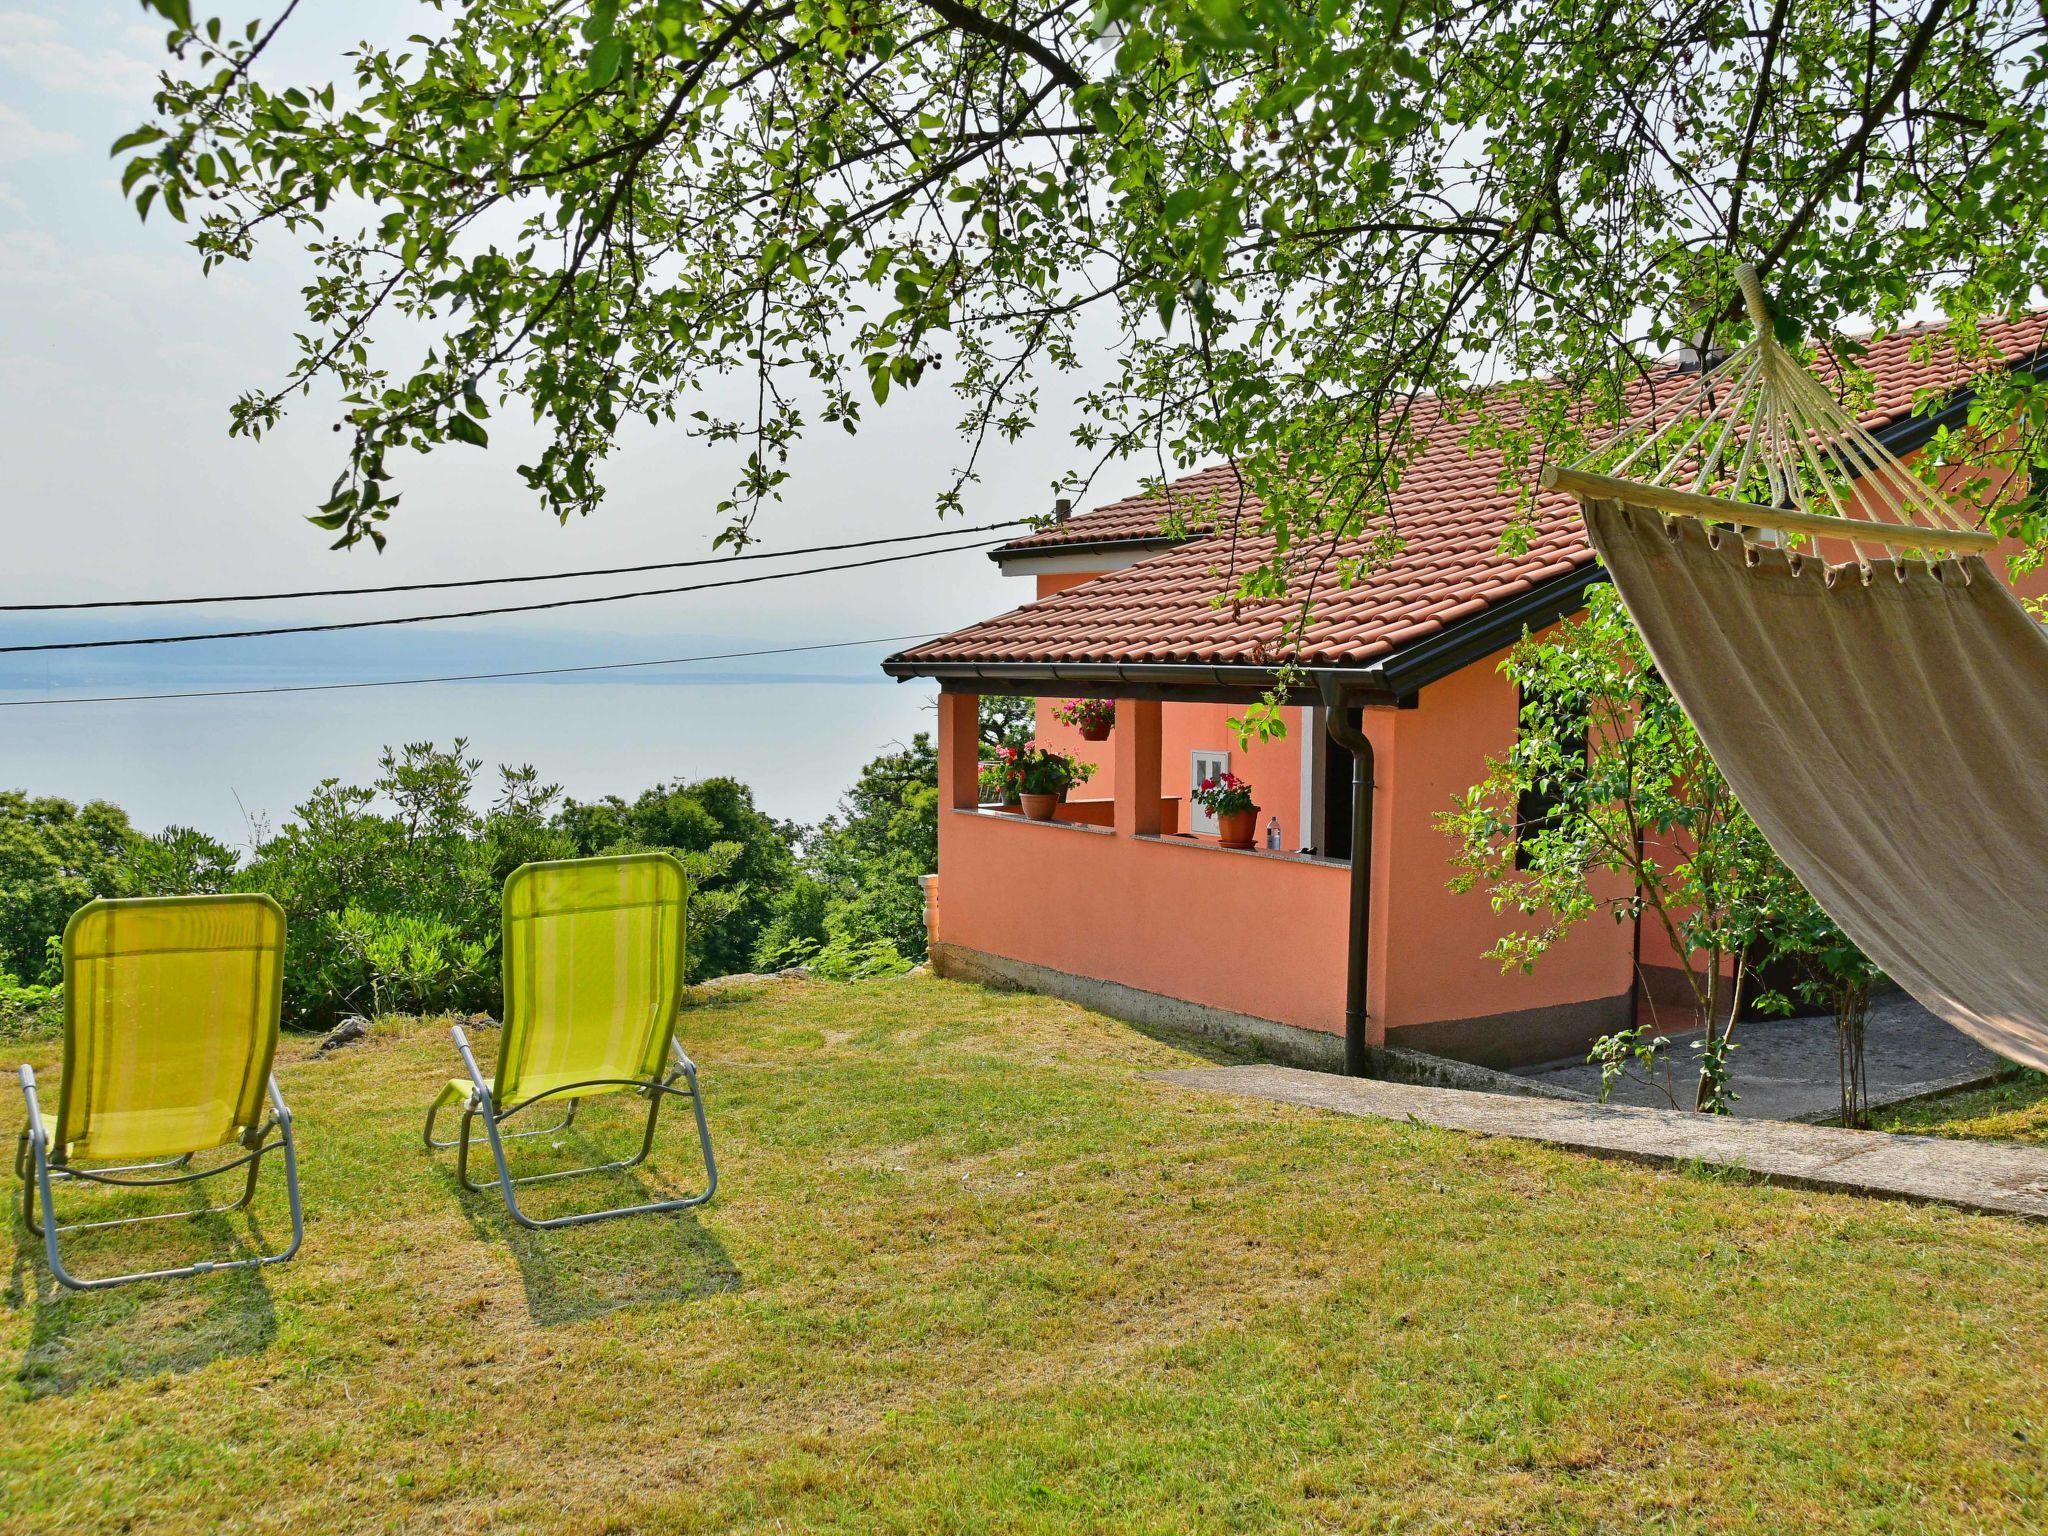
xmin=756 ymin=730 xmax=935 ymax=974
xmin=118 ymin=0 xmax=2048 ymax=618
xmin=0 ymin=743 xmax=830 ymax=1032
xmin=0 ymin=791 xmax=235 ymax=987
xmin=558 ymin=775 xmax=802 ymax=976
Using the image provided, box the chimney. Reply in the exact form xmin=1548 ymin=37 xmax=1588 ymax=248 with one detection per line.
xmin=1054 ymin=497 xmax=1073 ymax=522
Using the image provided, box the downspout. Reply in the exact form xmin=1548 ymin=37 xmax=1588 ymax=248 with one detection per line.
xmin=1317 ymin=677 xmax=1376 ymax=1077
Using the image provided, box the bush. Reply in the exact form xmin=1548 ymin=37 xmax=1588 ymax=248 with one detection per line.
xmin=326 ymin=905 xmax=493 ymax=1018
xmin=236 ymin=742 xmax=547 ymax=1027
xmin=0 ymin=965 xmax=60 ymax=1043
xmin=0 ymin=792 xmax=138 ymax=984
xmin=559 ymin=776 xmax=799 ymax=979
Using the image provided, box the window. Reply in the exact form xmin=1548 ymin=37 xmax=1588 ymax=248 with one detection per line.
xmin=1190 ymin=749 xmax=1230 ymax=835
xmin=1514 ymin=688 xmax=1589 ymax=870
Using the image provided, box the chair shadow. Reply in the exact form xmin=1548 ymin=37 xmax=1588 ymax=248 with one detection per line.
xmin=5 ymin=1211 xmax=278 ymax=1399
xmin=437 ymin=1111 xmax=739 ymax=1328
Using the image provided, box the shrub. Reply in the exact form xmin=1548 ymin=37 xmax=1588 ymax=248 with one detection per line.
xmin=1015 ymin=745 xmax=1094 ymax=797
xmin=0 ymin=964 xmax=60 ymax=1043
xmin=327 ymin=905 xmax=493 ymax=1018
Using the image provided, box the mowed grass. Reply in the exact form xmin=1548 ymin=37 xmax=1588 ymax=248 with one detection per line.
xmin=1881 ymin=1070 xmax=2048 ymax=1143
xmin=5 ymin=977 xmax=2048 ymax=1534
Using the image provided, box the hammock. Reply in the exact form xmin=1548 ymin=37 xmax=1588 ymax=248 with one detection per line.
xmin=1544 ymin=266 xmax=2048 ymax=1071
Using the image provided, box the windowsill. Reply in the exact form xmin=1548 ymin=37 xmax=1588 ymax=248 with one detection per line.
xmin=1132 ymin=833 xmax=1351 ymax=869
xmin=955 ymin=806 xmax=1115 ymax=834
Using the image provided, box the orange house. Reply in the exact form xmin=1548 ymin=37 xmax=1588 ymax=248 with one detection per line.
xmin=884 ymin=320 xmax=2048 ymax=1073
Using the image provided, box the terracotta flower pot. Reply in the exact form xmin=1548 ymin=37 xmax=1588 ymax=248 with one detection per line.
xmin=1216 ymin=805 xmax=1259 ymax=850
xmin=1078 ymin=721 xmax=1112 ymax=742
xmin=1020 ymin=792 xmax=1061 ymax=822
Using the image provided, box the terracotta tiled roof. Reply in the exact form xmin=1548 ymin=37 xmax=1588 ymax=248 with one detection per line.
xmin=997 ymin=463 xmax=1259 ymax=552
xmin=906 ymin=316 xmax=2048 ymax=674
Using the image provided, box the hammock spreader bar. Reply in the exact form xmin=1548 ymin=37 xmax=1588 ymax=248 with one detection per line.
xmin=1540 ymin=464 xmax=2003 ymax=556
xmin=1550 ymin=263 xmax=2002 ymax=565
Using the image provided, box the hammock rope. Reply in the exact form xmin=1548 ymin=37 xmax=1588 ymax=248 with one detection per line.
xmin=1542 ymin=263 xmax=2000 ymax=570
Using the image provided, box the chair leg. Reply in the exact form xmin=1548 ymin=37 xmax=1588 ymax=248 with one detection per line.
xmin=15 ymin=1067 xmax=304 ymax=1292
xmin=434 ymin=1029 xmax=718 ymax=1231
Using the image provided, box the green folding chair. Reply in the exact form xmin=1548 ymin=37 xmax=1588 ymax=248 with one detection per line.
xmin=424 ymin=852 xmax=716 ymax=1229
xmin=16 ymin=894 xmax=304 ymax=1291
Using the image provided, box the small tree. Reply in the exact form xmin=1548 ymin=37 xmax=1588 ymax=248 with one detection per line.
xmin=978 ymin=696 xmax=1037 ymax=754
xmin=1444 ymin=584 xmax=1813 ymax=1113
xmin=1732 ymin=862 xmax=1886 ymax=1128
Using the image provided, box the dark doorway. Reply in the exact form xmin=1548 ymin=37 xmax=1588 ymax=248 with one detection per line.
xmin=1321 ymin=708 xmax=1361 ymax=861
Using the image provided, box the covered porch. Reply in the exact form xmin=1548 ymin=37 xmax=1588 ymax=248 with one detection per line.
xmin=922 ymin=672 xmax=1391 ymax=1072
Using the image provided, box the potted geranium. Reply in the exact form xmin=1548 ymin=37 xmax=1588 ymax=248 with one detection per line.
xmin=983 ymin=745 xmax=1026 ymax=809
xmin=1053 ymin=697 xmax=1116 ymax=742
xmin=1016 ymin=745 xmax=1094 ymax=822
xmin=1192 ymin=771 xmax=1259 ymax=849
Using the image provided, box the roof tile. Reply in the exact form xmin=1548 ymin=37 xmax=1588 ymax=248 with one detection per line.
xmin=900 ymin=317 xmax=2048 ymax=672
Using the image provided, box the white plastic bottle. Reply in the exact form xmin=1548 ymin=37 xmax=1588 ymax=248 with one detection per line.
xmin=1265 ymin=815 xmax=1282 ymax=851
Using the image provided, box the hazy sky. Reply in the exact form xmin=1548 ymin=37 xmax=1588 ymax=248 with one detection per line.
xmin=0 ymin=1 xmax=1113 ymax=666
xmin=0 ymin=3 xmax=1134 ymax=830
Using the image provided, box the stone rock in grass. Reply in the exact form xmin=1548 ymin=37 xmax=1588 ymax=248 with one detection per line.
xmin=459 ymin=1012 xmax=500 ymax=1031
xmin=692 ymin=967 xmax=811 ymax=994
xmin=316 ymin=1016 xmax=372 ymax=1055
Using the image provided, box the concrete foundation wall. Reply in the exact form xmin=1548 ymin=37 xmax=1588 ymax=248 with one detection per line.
xmin=930 ymin=942 xmax=1345 ymax=1071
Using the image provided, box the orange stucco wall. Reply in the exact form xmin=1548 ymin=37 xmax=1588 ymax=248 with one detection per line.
xmin=1034 ymin=572 xmax=1099 ymax=598
xmin=1365 ymin=643 xmax=1634 ymax=1039
xmin=935 ymin=653 xmax=1635 ymax=1056
xmin=935 ymin=692 xmax=1354 ymax=1035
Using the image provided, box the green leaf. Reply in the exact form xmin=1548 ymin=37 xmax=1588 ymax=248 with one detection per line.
xmin=445 ymin=412 xmax=490 ymax=447
xmin=588 ymin=37 xmax=627 ymax=88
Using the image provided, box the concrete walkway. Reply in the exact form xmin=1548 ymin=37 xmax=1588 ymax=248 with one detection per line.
xmin=1512 ymin=989 xmax=2002 ymax=1121
xmin=1154 ymin=1064 xmax=2048 ymax=1221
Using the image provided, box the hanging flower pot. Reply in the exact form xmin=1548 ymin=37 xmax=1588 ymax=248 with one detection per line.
xmin=1053 ymin=698 xmax=1116 ymax=743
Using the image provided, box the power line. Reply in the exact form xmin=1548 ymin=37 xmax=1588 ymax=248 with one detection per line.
xmin=0 ymin=518 xmax=1031 ymax=612
xmin=0 ymin=635 xmax=937 ymax=710
xmin=0 ymin=536 xmax=1006 ymax=655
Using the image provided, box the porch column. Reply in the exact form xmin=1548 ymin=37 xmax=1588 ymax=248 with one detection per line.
xmin=938 ymin=689 xmax=981 ymax=810
xmin=1114 ymin=697 xmax=1163 ymax=837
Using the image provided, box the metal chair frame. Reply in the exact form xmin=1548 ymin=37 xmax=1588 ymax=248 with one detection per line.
xmin=16 ymin=1064 xmax=304 ymax=1292
xmin=423 ymin=1025 xmax=716 ymax=1231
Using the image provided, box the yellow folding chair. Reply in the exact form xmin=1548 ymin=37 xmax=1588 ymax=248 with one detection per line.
xmin=423 ymin=852 xmax=716 ymax=1229
xmin=16 ymin=894 xmax=303 ymax=1291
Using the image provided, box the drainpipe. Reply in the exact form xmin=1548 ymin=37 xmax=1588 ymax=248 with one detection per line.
xmin=1317 ymin=677 xmax=1376 ymax=1077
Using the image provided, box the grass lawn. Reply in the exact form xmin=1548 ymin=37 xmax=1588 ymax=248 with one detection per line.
xmin=6 ymin=975 xmax=2048 ymax=1534
xmin=1880 ymin=1071 xmax=2048 ymax=1144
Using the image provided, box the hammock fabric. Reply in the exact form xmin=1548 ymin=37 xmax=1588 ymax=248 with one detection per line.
xmin=1583 ymin=500 xmax=2048 ymax=1071
xmin=1548 ymin=265 xmax=2048 ymax=1070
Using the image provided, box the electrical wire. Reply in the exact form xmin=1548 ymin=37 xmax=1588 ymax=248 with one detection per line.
xmin=0 ymin=635 xmax=936 ymax=710
xmin=0 ymin=536 xmax=1007 ymax=655
xmin=0 ymin=518 xmax=1032 ymax=612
